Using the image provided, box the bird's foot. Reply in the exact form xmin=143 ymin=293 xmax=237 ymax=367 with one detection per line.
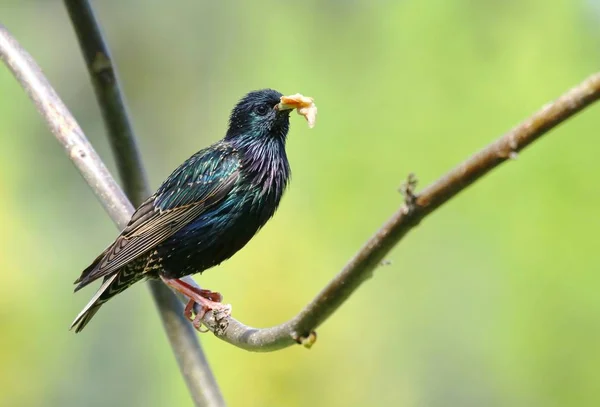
xmin=187 ymin=299 xmax=232 ymax=332
xmin=182 ymin=289 xmax=223 ymax=320
xmin=160 ymin=276 xmax=231 ymax=333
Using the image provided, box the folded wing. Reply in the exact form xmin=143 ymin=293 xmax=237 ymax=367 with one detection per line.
xmin=74 ymin=145 xmax=240 ymax=290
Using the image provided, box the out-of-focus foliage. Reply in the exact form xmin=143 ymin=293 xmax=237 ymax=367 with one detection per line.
xmin=1 ymin=1 xmax=600 ymax=406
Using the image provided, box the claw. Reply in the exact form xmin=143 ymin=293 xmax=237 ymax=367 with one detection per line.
xmin=160 ymin=276 xmax=231 ymax=333
xmin=184 ymin=299 xmax=196 ymax=320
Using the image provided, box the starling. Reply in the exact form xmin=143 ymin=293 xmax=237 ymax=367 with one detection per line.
xmin=71 ymin=89 xmax=316 ymax=332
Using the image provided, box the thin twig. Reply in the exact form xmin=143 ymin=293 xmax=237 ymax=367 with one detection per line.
xmin=63 ymin=0 xmax=148 ymax=203
xmin=0 ymin=22 xmax=225 ymax=407
xmin=190 ymin=73 xmax=600 ymax=351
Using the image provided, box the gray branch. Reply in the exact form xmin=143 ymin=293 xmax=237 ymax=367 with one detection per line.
xmin=0 ymin=21 xmax=224 ymax=407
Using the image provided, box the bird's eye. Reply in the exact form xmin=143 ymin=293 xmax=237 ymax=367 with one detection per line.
xmin=254 ymin=105 xmax=269 ymax=116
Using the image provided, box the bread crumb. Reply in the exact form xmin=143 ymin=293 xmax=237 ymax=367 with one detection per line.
xmin=278 ymin=93 xmax=317 ymax=128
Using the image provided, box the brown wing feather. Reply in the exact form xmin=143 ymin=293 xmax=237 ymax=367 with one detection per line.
xmin=74 ymin=154 xmax=240 ymax=290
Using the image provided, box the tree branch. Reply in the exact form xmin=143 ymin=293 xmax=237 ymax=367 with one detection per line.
xmin=0 ymin=22 xmax=224 ymax=407
xmin=63 ymin=0 xmax=148 ymax=204
xmin=0 ymin=24 xmax=133 ymax=223
xmin=191 ymin=73 xmax=600 ymax=351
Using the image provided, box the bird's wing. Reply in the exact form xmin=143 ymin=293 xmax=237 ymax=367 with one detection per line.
xmin=75 ymin=145 xmax=240 ymax=289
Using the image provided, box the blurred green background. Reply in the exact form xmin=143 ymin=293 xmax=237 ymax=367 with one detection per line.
xmin=2 ymin=0 xmax=600 ymax=406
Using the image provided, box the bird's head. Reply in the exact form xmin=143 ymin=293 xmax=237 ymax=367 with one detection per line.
xmin=225 ymin=89 xmax=292 ymax=142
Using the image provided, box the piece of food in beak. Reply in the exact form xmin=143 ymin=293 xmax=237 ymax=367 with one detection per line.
xmin=277 ymin=93 xmax=317 ymax=128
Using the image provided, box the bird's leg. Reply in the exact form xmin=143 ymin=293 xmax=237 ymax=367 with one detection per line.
xmin=160 ymin=276 xmax=231 ymax=330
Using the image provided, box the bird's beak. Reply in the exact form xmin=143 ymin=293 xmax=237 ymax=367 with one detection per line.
xmin=275 ymin=93 xmax=317 ymax=128
xmin=276 ymin=100 xmax=299 ymax=111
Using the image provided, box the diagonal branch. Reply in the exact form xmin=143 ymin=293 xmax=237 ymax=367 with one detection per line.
xmin=0 ymin=21 xmax=224 ymax=407
xmin=191 ymin=73 xmax=600 ymax=351
xmin=64 ymin=0 xmax=148 ymax=204
xmin=0 ymin=24 xmax=133 ymax=223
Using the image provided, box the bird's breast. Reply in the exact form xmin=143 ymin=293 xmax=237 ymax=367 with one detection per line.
xmin=156 ymin=142 xmax=291 ymax=278
xmin=155 ymin=181 xmax=285 ymax=278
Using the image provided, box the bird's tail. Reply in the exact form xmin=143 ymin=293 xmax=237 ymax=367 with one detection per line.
xmin=70 ymin=274 xmax=119 ymax=333
xmin=70 ymin=269 xmax=144 ymax=333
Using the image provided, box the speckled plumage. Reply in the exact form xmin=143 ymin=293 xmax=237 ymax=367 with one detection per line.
xmin=71 ymin=89 xmax=292 ymax=332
